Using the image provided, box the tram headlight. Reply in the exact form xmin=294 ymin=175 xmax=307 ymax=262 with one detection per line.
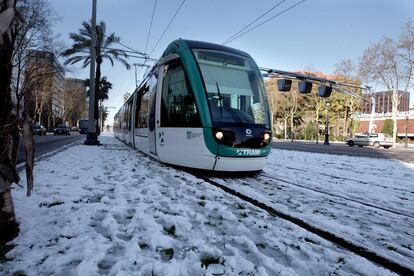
xmin=215 ymin=131 xmax=224 ymax=140
xmin=263 ymin=133 xmax=271 ymax=141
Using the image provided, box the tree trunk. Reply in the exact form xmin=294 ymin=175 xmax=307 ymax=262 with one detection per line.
xmin=0 ymin=189 xmax=19 ymax=244
xmin=290 ymin=113 xmax=294 ymax=142
xmin=0 ymin=0 xmax=19 ymax=243
xmin=315 ymin=109 xmax=319 ymax=144
xmin=343 ymin=106 xmax=349 ymax=137
xmin=392 ymin=89 xmax=398 ymax=148
xmin=336 ymin=111 xmax=340 ymax=138
xmin=284 ymin=117 xmax=287 ymax=140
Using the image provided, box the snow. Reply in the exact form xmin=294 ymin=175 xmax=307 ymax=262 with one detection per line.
xmin=211 ymin=148 xmax=414 ymax=272
xmin=1 ymin=134 xmax=410 ymax=275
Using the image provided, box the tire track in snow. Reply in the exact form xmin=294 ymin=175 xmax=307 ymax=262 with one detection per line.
xmin=195 ymin=175 xmax=414 ymax=276
xmin=283 ymin=166 xmax=413 ymax=194
xmin=259 ymin=173 xmax=414 ymax=219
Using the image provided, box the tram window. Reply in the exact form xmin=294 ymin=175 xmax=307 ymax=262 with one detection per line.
xmin=136 ymin=88 xmax=149 ymax=128
xmin=126 ymin=100 xmax=133 ymax=131
xmin=161 ymin=59 xmax=201 ymax=127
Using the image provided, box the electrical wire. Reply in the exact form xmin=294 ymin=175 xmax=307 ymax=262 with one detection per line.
xmin=144 ymin=0 xmax=158 ymax=54
xmin=137 ymin=0 xmax=158 ymax=82
xmin=222 ymin=0 xmax=287 ymax=45
xmin=224 ymin=0 xmax=306 ymax=45
xmin=149 ymin=0 xmax=186 ymax=56
xmin=103 ymin=34 xmax=148 ymax=57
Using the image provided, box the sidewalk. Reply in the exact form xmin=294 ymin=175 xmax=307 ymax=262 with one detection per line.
xmin=1 ymin=135 xmax=394 ymax=275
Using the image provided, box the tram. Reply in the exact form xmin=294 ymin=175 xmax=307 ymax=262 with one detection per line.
xmin=113 ymin=39 xmax=272 ymax=172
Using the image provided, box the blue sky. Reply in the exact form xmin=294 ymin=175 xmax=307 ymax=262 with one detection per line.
xmin=49 ymin=0 xmax=414 ymax=123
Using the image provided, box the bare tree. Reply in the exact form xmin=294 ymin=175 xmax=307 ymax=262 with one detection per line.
xmin=0 ymin=0 xmax=59 ymax=244
xmin=11 ymin=0 xmax=59 ymax=113
xmin=266 ymin=78 xmax=307 ymax=140
xmin=0 ymin=0 xmax=23 ymax=244
xmin=63 ymin=83 xmax=87 ymax=126
xmin=359 ymin=20 xmax=414 ymax=147
xmin=334 ymin=59 xmax=362 ymax=136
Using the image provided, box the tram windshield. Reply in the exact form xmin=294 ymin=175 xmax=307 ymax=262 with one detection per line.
xmin=193 ymin=49 xmax=270 ymax=127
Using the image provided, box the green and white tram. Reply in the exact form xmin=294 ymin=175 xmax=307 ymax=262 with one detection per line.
xmin=114 ymin=39 xmax=272 ymax=172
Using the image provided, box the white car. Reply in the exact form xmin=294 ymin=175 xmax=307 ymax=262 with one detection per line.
xmin=346 ymin=133 xmax=393 ymax=149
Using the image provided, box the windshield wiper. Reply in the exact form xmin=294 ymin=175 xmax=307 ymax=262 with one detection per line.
xmin=215 ymin=82 xmax=244 ymax=124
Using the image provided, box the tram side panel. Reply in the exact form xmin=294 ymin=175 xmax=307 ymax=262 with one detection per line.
xmin=155 ymin=58 xmax=216 ymax=170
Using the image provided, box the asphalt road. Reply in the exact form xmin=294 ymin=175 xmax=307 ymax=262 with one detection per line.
xmin=272 ymin=140 xmax=414 ymax=163
xmin=17 ymin=132 xmax=84 ymax=164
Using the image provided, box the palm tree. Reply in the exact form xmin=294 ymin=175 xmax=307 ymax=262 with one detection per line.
xmin=85 ymin=76 xmax=112 ymax=102
xmin=85 ymin=76 xmax=112 ymax=132
xmin=62 ymin=20 xmax=130 ymax=129
xmin=99 ymin=105 xmax=109 ymax=131
xmin=96 ymin=76 xmax=112 ymax=103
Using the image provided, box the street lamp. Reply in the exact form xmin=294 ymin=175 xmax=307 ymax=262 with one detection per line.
xmin=405 ymin=114 xmax=409 ymax=148
xmin=324 ymin=99 xmax=331 ymax=145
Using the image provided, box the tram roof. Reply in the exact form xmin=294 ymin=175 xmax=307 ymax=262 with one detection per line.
xmin=162 ymin=39 xmax=252 ymax=59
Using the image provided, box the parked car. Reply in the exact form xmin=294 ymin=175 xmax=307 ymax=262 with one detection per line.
xmin=346 ymin=132 xmax=393 ymax=148
xmin=54 ymin=124 xmax=71 ymax=135
xmin=32 ymin=125 xmax=46 ymax=136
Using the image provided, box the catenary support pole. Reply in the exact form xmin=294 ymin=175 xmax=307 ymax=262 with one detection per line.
xmin=85 ymin=0 xmax=99 ymax=145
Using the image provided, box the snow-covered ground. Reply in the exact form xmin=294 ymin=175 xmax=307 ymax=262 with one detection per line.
xmin=212 ymin=148 xmax=414 ymax=272
xmin=1 ymin=134 xmax=412 ymax=275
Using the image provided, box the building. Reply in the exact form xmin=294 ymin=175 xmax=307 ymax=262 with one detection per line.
xmin=361 ymin=90 xmax=410 ymax=114
xmin=357 ymin=91 xmax=413 ymax=139
xmin=27 ymin=50 xmax=65 ymax=129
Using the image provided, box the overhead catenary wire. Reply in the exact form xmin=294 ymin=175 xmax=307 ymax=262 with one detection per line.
xmin=137 ymin=0 xmax=159 ymax=83
xmin=149 ymin=0 xmax=187 ymax=56
xmin=222 ymin=0 xmax=287 ymax=45
xmin=224 ymin=0 xmax=306 ymax=45
xmin=144 ymin=0 xmax=158 ymax=54
xmin=102 ymin=34 xmax=148 ymax=57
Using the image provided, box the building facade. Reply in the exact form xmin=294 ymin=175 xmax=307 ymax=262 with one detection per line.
xmin=361 ymin=91 xmax=410 ymax=114
xmin=358 ymin=91 xmax=413 ymax=138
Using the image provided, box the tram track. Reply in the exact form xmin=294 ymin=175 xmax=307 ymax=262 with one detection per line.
xmin=259 ymin=173 xmax=414 ymax=219
xmin=283 ymin=166 xmax=413 ymax=194
xmin=193 ymin=174 xmax=414 ymax=275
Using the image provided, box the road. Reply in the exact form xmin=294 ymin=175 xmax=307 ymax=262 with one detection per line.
xmin=17 ymin=133 xmax=84 ymax=164
xmin=272 ymin=140 xmax=414 ymax=162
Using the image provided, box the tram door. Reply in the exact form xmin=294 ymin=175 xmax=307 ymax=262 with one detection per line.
xmin=156 ymin=57 xmax=212 ymax=169
xmin=148 ymin=73 xmax=158 ymax=155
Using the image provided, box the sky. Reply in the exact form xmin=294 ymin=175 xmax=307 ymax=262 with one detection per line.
xmin=49 ymin=0 xmax=414 ymax=125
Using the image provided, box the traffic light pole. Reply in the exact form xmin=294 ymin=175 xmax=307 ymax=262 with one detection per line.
xmin=85 ymin=0 xmax=100 ymax=145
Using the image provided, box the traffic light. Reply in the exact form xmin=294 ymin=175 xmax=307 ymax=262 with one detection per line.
xmin=277 ymin=79 xmax=292 ymax=92
xmin=318 ymin=85 xmax=332 ymax=97
xmin=298 ymin=81 xmax=312 ymax=94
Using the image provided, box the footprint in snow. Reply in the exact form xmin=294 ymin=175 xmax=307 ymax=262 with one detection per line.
xmin=112 ymin=209 xmax=135 ymax=226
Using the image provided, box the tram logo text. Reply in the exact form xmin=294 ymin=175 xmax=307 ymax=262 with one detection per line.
xmin=236 ymin=149 xmax=260 ymax=156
